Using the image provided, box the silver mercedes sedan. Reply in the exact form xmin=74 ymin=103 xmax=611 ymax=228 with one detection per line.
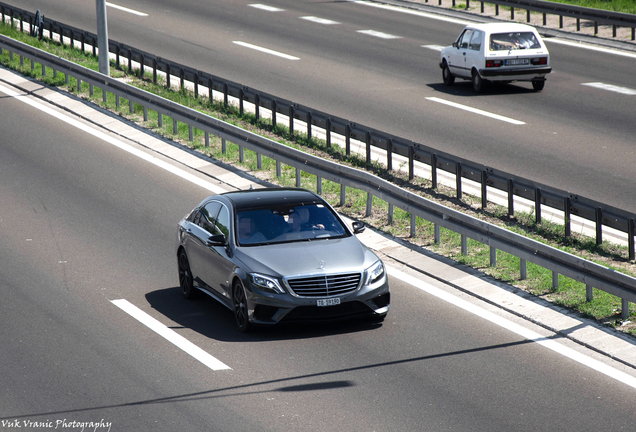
xmin=176 ymin=188 xmax=390 ymax=332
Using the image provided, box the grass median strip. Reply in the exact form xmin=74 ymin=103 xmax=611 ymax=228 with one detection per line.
xmin=1 ymin=20 xmax=635 ymax=336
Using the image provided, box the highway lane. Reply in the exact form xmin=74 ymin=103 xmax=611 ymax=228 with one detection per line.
xmin=3 ymin=77 xmax=636 ymax=430
xmin=10 ymin=0 xmax=636 ymax=212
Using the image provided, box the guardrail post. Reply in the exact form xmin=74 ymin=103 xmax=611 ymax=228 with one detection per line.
xmin=255 ymin=94 xmax=260 ymax=121
xmin=276 ymin=160 xmax=281 ymax=177
xmin=205 ymin=132 xmax=209 ymax=148
xmin=340 ymin=184 xmax=346 ymax=206
xmin=180 ymin=68 xmax=185 ymax=92
xmin=257 ymin=153 xmax=262 ymax=170
xmin=481 ymin=170 xmax=488 ymax=209
xmin=345 ymin=124 xmax=351 ymax=156
xmin=466 ymin=0 xmax=469 ymax=10
xmin=223 ymin=83 xmax=228 ymax=106
xmin=543 ymin=13 xmax=547 ymax=26
xmin=520 ymin=258 xmax=527 ymax=280
xmin=511 ymin=7 xmax=514 ymax=20
xmin=77 ymin=78 xmax=82 ymax=92
xmin=629 ymin=218 xmax=634 ymax=261
xmin=188 ymin=125 xmax=193 ymax=141
xmin=289 ymin=106 xmax=294 ymax=134
xmin=295 ymin=167 xmax=301 ymax=187
xmin=535 ymin=188 xmax=542 ymax=224
xmin=365 ymin=132 xmax=371 ymax=166
xmin=387 ymin=139 xmax=393 ymax=171
xmin=239 ymin=145 xmax=244 ymax=163
xmin=622 ymin=299 xmax=629 ymax=320
xmin=139 ymin=54 xmax=144 ymax=78
xmin=157 ymin=112 xmax=162 ymax=127
xmin=89 ymin=83 xmax=93 ymax=97
xmin=456 ymin=162 xmax=462 ymax=200
xmin=507 ymin=179 xmax=514 ymax=216
xmin=130 ymin=99 xmax=134 ymax=114
xmin=586 ymin=284 xmax=593 ymax=302
xmin=388 ymin=203 xmax=394 ymax=225
xmin=166 ymin=64 xmax=171 ymax=89
xmin=317 ymin=176 xmax=322 ymax=195
xmin=307 ymin=112 xmax=312 ymax=140
xmin=128 ymin=49 xmax=132 ymax=73
xmin=431 ymin=154 xmax=438 ymax=188
xmin=194 ymin=75 xmax=199 ymax=98
xmin=490 ymin=246 xmax=496 ymax=267
xmin=222 ymin=138 xmax=226 ymax=154
xmin=596 ymin=207 xmax=603 ymax=245
xmin=560 ymin=16 xmax=564 ymax=29
xmin=577 ymin=18 xmax=580 ymax=32
xmin=461 ymin=235 xmax=467 ymax=255
xmin=552 ymin=271 xmax=559 ymax=289
xmin=434 ymin=224 xmax=440 ymax=244
xmin=408 ymin=146 xmax=414 ymax=181
xmin=326 ymin=119 xmax=331 ymax=148
xmin=208 ymin=78 xmax=213 ymax=102
xmin=495 ymin=4 xmax=499 ymax=15
xmin=239 ymin=88 xmax=244 ymax=115
xmin=272 ymin=100 xmax=277 ymax=127
xmin=527 ymin=9 xmax=530 ymax=23
xmin=153 ymin=60 xmax=157 ymax=84
xmin=410 ymin=214 xmax=416 ymax=238
xmin=173 ymin=118 xmax=177 ymax=134
xmin=366 ymin=193 xmax=373 ymax=217
xmin=564 ymin=196 xmax=571 ymax=237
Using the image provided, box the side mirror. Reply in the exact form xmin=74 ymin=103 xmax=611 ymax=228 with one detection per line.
xmin=452 ymin=41 xmax=458 ymax=48
xmin=206 ymin=234 xmax=226 ymax=246
xmin=352 ymin=221 xmax=365 ymax=234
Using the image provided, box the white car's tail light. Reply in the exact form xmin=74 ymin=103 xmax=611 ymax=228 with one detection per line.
xmin=485 ymin=59 xmax=502 ymax=68
xmin=531 ymin=57 xmax=548 ymax=65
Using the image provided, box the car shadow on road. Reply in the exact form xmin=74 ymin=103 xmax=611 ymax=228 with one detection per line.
xmin=145 ymin=287 xmax=385 ymax=343
xmin=428 ymin=82 xmax=540 ymax=97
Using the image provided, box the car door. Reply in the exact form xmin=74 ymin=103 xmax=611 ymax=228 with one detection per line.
xmin=203 ymin=204 xmax=235 ymax=302
xmin=448 ymin=29 xmax=473 ymax=78
xmin=184 ymin=201 xmax=221 ymax=289
xmin=464 ymin=30 xmax=484 ymax=77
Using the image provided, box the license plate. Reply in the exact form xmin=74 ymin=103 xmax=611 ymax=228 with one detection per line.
xmin=505 ymin=59 xmax=529 ymax=66
xmin=317 ymin=298 xmax=341 ymax=307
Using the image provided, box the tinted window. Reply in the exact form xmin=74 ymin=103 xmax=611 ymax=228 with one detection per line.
xmin=236 ymin=203 xmax=348 ymax=246
xmin=489 ymin=32 xmax=541 ymax=51
xmin=214 ymin=205 xmax=230 ymax=238
xmin=199 ymin=202 xmax=221 ymax=233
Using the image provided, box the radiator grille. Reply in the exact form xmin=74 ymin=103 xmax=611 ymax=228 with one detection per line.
xmin=286 ymin=273 xmax=362 ymax=297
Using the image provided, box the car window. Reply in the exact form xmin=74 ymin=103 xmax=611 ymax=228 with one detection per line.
xmin=489 ymin=31 xmax=541 ymax=51
xmin=469 ymin=30 xmax=482 ymax=51
xmin=459 ymin=29 xmax=473 ymax=49
xmin=236 ymin=203 xmax=348 ymax=246
xmin=199 ymin=202 xmax=221 ymax=233
xmin=214 ymin=205 xmax=230 ymax=238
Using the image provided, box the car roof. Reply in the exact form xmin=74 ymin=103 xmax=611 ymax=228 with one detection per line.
xmin=466 ymin=22 xmax=539 ymax=34
xmin=218 ymin=188 xmax=325 ymax=212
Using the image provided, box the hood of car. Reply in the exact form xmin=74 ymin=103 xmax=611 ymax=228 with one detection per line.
xmin=235 ymin=237 xmax=376 ymax=277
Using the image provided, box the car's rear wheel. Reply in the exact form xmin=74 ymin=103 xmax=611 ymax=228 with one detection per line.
xmin=532 ymin=80 xmax=545 ymax=91
xmin=232 ymin=280 xmax=253 ymax=333
xmin=442 ymin=61 xmax=454 ymax=86
xmin=472 ymin=70 xmax=484 ymax=93
xmin=178 ymin=250 xmax=196 ymax=299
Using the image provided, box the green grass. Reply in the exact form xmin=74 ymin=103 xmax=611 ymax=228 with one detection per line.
xmin=2 ymin=19 xmax=636 ymax=335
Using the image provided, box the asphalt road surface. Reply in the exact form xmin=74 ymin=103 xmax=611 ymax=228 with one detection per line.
xmin=10 ymin=0 xmax=636 ymax=213
xmin=2 ymin=71 xmax=636 ymax=431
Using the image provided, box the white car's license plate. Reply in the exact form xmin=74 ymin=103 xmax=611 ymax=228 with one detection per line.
xmin=505 ymin=59 xmax=529 ymax=66
xmin=317 ymin=298 xmax=341 ymax=307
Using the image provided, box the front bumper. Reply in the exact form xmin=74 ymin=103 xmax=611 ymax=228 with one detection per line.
xmin=244 ymin=275 xmax=390 ymax=326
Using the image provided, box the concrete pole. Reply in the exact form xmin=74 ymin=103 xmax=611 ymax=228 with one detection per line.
xmin=96 ymin=0 xmax=109 ymax=76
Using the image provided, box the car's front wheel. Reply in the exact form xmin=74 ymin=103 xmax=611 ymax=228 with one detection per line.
xmin=442 ymin=61 xmax=454 ymax=86
xmin=532 ymin=80 xmax=545 ymax=91
xmin=232 ymin=280 xmax=253 ymax=333
xmin=472 ymin=70 xmax=484 ymax=93
xmin=178 ymin=250 xmax=196 ymax=299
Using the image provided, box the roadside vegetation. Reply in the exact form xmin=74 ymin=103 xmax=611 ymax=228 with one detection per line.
xmin=1 ymin=17 xmax=636 ymax=336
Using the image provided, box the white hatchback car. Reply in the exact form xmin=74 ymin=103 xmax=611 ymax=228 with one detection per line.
xmin=440 ymin=23 xmax=551 ymax=92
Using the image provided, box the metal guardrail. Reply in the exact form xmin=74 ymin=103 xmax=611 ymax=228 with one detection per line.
xmin=1 ymin=33 xmax=636 ymax=319
xmin=1 ymin=2 xmax=636 ymax=263
xmin=441 ymin=0 xmax=636 ymax=40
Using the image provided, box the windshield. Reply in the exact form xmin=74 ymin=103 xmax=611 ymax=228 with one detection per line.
xmin=489 ymin=32 xmax=541 ymax=51
xmin=236 ymin=204 xmax=348 ymax=246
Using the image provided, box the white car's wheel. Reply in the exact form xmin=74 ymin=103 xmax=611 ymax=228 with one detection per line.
xmin=532 ymin=80 xmax=545 ymax=91
xmin=442 ymin=61 xmax=455 ymax=86
xmin=472 ymin=70 xmax=484 ymax=93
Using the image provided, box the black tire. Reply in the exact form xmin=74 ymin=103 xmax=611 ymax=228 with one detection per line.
xmin=532 ymin=80 xmax=545 ymax=91
xmin=442 ymin=61 xmax=454 ymax=86
xmin=178 ymin=250 xmax=196 ymax=299
xmin=232 ymin=280 xmax=253 ymax=333
xmin=472 ymin=70 xmax=484 ymax=93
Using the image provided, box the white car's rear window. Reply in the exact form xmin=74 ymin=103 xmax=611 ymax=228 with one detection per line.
xmin=489 ymin=32 xmax=541 ymax=51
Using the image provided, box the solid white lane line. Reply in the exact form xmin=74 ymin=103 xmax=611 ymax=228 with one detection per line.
xmin=357 ymin=30 xmax=402 ymax=40
xmin=422 ymin=44 xmax=445 ymax=51
xmin=0 ymin=84 xmax=227 ymax=194
xmin=232 ymin=41 xmax=300 ymax=60
xmin=582 ymin=82 xmax=636 ymax=96
xmin=106 ymin=2 xmax=148 ymax=16
xmin=426 ymin=97 xmax=526 ymax=125
xmin=301 ymin=16 xmax=340 ymax=25
xmin=354 ymin=0 xmax=471 ymax=25
xmin=387 ymin=266 xmax=636 ymax=390
xmin=545 ymin=38 xmax=636 ymax=59
xmin=111 ymin=299 xmax=231 ymax=371
xmin=248 ymin=4 xmax=284 ymax=12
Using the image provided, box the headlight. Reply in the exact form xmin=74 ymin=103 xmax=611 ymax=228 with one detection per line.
xmin=365 ymin=261 xmax=385 ymax=286
xmin=250 ymin=273 xmax=285 ymax=294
